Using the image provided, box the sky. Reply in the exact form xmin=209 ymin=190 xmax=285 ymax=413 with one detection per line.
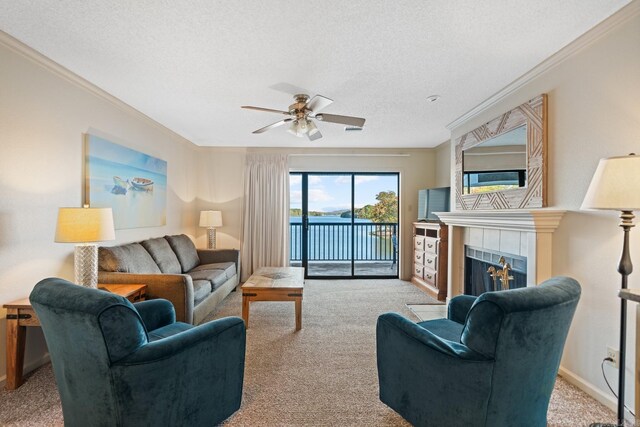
xmin=290 ymin=174 xmax=398 ymax=213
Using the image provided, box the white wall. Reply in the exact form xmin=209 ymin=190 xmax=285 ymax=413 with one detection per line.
xmin=0 ymin=37 xmax=200 ymax=382
xmin=448 ymin=6 xmax=640 ymax=412
xmin=434 ymin=140 xmax=451 ymax=188
xmin=196 ymin=147 xmax=437 ymax=280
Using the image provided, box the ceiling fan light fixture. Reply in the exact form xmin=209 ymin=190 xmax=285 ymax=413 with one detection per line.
xmin=307 ymin=120 xmax=319 ymax=136
xmin=287 ymin=120 xmax=307 ymax=137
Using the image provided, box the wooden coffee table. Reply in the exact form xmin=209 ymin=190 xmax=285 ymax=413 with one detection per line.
xmin=241 ymin=267 xmax=305 ymax=331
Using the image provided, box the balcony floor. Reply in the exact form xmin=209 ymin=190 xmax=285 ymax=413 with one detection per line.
xmin=290 ymin=261 xmax=398 ymax=277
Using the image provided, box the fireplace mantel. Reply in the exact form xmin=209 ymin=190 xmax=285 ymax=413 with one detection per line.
xmin=434 ymin=210 xmax=566 ymax=233
xmin=433 ymin=209 xmax=567 ymax=299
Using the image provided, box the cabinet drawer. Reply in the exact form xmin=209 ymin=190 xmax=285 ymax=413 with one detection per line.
xmin=414 ymin=251 xmax=425 ymax=266
xmin=423 ymin=252 xmax=437 ymax=269
xmin=424 ymin=237 xmax=438 ymax=254
xmin=414 ymin=236 xmax=425 ymax=251
xmin=413 ymin=263 xmax=424 ymax=279
xmin=423 ymin=267 xmax=437 ymax=286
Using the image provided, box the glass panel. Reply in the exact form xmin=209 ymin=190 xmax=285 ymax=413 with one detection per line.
xmin=289 ymin=173 xmax=302 ymax=268
xmin=462 ymin=124 xmax=527 ymax=194
xmin=307 ymin=174 xmax=352 ymax=277
xmin=353 ymin=174 xmax=399 ymax=277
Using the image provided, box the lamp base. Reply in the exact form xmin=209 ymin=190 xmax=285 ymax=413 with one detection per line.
xmin=206 ymin=228 xmax=217 ymax=249
xmin=74 ymin=244 xmax=98 ymax=288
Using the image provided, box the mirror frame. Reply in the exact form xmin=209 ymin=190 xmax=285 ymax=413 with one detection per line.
xmin=454 ymin=94 xmax=547 ymax=210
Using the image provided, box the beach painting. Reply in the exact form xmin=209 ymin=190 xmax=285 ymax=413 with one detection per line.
xmin=85 ymin=134 xmax=167 ymax=229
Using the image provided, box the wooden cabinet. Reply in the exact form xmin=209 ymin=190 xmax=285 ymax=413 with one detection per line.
xmin=411 ymin=222 xmax=448 ymax=301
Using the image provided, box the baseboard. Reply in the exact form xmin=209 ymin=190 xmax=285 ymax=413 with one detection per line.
xmin=558 ymin=365 xmax=634 ymax=422
xmin=0 ymin=353 xmax=50 ymax=388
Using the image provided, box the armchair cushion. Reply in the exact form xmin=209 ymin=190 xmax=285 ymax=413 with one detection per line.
xmin=165 ymin=234 xmax=200 ymax=272
xmin=148 ymin=322 xmax=193 ymax=342
xmin=140 ymin=237 xmax=182 ymax=274
xmin=99 ymin=243 xmax=161 ymax=274
xmin=417 ymin=318 xmax=464 ymax=342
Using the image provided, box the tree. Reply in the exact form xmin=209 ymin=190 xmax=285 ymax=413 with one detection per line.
xmin=371 ymin=191 xmax=398 ymax=223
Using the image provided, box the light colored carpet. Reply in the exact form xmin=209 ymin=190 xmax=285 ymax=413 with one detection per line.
xmin=0 ymin=279 xmax=620 ymax=426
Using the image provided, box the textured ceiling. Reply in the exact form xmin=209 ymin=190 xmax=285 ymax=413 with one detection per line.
xmin=0 ymin=1 xmax=630 ymax=148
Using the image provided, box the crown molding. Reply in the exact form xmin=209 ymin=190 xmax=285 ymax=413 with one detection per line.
xmin=446 ymin=0 xmax=640 ymax=131
xmin=0 ymin=30 xmax=195 ymax=148
xmin=434 ymin=209 xmax=567 ymax=233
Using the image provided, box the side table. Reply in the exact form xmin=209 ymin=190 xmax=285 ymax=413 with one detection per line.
xmin=3 ymin=283 xmax=146 ymax=390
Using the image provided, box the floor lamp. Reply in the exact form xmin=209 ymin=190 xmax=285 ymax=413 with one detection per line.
xmin=200 ymin=210 xmax=223 ymax=249
xmin=55 ymin=206 xmax=115 ymax=288
xmin=582 ymin=154 xmax=640 ymax=427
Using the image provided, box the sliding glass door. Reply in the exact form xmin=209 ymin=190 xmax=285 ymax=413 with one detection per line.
xmin=290 ymin=172 xmax=399 ymax=279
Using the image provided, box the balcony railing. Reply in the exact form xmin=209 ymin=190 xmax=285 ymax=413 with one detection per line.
xmin=290 ymin=222 xmax=397 ymax=263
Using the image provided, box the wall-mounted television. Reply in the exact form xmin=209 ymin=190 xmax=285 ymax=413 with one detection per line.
xmin=418 ymin=187 xmax=450 ymax=221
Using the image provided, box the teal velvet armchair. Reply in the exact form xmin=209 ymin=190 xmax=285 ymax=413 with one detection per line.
xmin=376 ymin=276 xmax=581 ymax=427
xmin=30 ymin=277 xmax=246 ymax=427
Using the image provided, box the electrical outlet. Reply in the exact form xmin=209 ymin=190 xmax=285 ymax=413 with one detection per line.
xmin=607 ymin=346 xmax=619 ymax=368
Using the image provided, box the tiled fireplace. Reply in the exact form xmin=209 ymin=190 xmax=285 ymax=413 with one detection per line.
xmin=435 ymin=210 xmax=565 ymax=299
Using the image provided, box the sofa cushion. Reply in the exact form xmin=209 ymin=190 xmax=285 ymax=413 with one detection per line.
xmin=188 ymin=269 xmax=229 ymax=290
xmin=192 ymin=279 xmax=212 ymax=305
xmin=140 ymin=237 xmax=182 ymax=274
xmin=99 ymin=243 xmax=161 ymax=274
xmin=165 ymin=234 xmax=200 ymax=273
xmin=190 ymin=262 xmax=236 ymax=279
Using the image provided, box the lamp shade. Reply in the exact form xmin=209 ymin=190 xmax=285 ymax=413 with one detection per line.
xmin=581 ymin=154 xmax=640 ymax=211
xmin=199 ymin=210 xmax=223 ymax=228
xmin=55 ymin=207 xmax=115 ymax=243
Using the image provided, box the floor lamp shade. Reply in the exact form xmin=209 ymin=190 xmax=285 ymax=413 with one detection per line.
xmin=582 ymin=154 xmax=640 ymax=427
xmin=55 ymin=207 xmax=115 ymax=288
xmin=200 ymin=210 xmax=223 ymax=249
xmin=581 ymin=155 xmax=640 ymax=211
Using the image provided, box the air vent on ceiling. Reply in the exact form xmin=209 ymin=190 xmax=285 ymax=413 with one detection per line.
xmin=345 ymin=126 xmax=363 ymax=132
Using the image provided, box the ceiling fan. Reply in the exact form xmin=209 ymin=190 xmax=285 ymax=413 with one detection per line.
xmin=242 ymin=94 xmax=366 ymax=141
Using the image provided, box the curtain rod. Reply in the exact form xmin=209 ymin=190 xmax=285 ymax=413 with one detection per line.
xmin=288 ymin=153 xmax=410 ymax=157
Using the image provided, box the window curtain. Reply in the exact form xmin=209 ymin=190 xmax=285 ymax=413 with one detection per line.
xmin=240 ymin=153 xmax=290 ymax=281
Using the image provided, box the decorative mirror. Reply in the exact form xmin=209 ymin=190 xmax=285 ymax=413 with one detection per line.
xmin=455 ymin=94 xmax=547 ymax=210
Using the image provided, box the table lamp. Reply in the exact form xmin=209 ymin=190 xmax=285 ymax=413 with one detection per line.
xmin=200 ymin=210 xmax=223 ymax=249
xmin=582 ymin=153 xmax=640 ymax=427
xmin=55 ymin=206 xmax=115 ymax=288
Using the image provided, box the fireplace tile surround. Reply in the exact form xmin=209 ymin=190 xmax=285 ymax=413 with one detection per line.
xmin=435 ymin=210 xmax=565 ymax=300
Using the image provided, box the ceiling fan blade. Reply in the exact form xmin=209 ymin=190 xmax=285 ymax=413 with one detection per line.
xmin=306 ymin=95 xmax=333 ymax=113
xmin=269 ymin=82 xmax=310 ymax=95
xmin=242 ymin=106 xmax=291 ymax=115
xmin=315 ymin=113 xmax=365 ymax=128
xmin=252 ymin=118 xmax=293 ymax=134
xmin=307 ymin=129 xmax=323 ymax=141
